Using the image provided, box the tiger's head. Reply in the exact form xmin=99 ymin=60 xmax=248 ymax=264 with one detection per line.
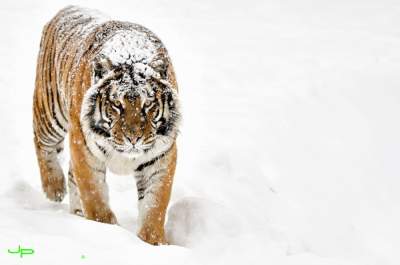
xmin=81 ymin=55 xmax=180 ymax=158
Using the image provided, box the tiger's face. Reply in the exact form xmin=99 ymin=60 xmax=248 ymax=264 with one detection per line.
xmin=81 ymin=56 xmax=179 ymax=158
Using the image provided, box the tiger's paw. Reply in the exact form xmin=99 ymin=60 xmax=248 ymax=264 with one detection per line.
xmin=84 ymin=205 xmax=118 ymax=225
xmin=94 ymin=210 xmax=118 ymax=224
xmin=42 ymin=177 xmax=66 ymax=202
xmin=138 ymin=226 xmax=167 ymax=245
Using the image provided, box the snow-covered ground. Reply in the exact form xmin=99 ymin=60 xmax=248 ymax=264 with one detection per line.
xmin=1 ymin=0 xmax=399 ymax=264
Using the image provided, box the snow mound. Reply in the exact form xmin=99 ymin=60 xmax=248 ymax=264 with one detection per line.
xmin=2 ymin=180 xmax=66 ymax=211
xmin=166 ymin=197 xmax=241 ymax=247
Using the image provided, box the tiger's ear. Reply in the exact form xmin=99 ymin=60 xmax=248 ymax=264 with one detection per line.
xmin=92 ymin=55 xmax=113 ymax=83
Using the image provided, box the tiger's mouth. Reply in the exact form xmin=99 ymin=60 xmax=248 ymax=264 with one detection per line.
xmin=111 ymin=141 xmax=154 ymax=154
xmin=112 ymin=143 xmax=140 ymax=153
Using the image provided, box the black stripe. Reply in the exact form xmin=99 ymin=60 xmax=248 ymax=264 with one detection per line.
xmin=37 ymin=102 xmax=64 ymax=142
xmin=140 ymin=189 xmax=156 ymax=201
xmin=52 ymin=107 xmax=68 ymax=134
xmin=98 ymin=94 xmax=104 ymax=119
xmin=95 ymin=143 xmax=107 ymax=155
xmin=135 ymin=145 xmax=172 ymax=172
xmin=90 ymin=123 xmax=111 ymax=138
xmin=85 ymin=93 xmax=98 ymax=117
xmin=56 ymin=146 xmax=63 ymax=154
xmin=135 ymin=153 xmax=164 ymax=172
xmin=47 ymin=35 xmax=68 ymax=132
xmin=68 ymin=171 xmax=77 ymax=185
xmin=147 ymin=169 xmax=163 ymax=181
xmin=34 ymin=103 xmax=54 ymax=144
xmin=84 ymin=141 xmax=97 ymax=159
xmin=136 ymin=169 xmax=161 ymax=191
xmin=100 ymin=94 xmax=110 ymax=123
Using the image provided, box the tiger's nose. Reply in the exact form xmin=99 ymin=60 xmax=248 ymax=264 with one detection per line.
xmin=126 ymin=135 xmax=142 ymax=145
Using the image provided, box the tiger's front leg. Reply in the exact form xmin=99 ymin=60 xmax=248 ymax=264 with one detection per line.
xmin=69 ymin=129 xmax=117 ymax=224
xmin=135 ymin=143 xmax=177 ymax=245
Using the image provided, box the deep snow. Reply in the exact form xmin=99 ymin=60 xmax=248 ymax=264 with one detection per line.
xmin=0 ymin=0 xmax=399 ymax=264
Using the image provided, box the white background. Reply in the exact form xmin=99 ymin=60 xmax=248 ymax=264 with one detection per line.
xmin=0 ymin=0 xmax=399 ymax=264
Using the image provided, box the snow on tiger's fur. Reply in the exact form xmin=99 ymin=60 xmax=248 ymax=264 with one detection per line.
xmin=32 ymin=5 xmax=181 ymax=245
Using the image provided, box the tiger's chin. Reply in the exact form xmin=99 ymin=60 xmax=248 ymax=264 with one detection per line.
xmin=111 ymin=139 xmax=156 ymax=156
xmin=98 ymin=141 xmax=142 ymax=158
xmin=112 ymin=145 xmax=145 ymax=159
xmin=95 ymin=142 xmax=144 ymax=175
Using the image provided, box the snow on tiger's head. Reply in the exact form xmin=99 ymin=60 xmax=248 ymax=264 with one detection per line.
xmin=80 ymin=50 xmax=180 ymax=159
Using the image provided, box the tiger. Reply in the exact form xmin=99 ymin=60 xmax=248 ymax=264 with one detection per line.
xmin=32 ymin=5 xmax=180 ymax=245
